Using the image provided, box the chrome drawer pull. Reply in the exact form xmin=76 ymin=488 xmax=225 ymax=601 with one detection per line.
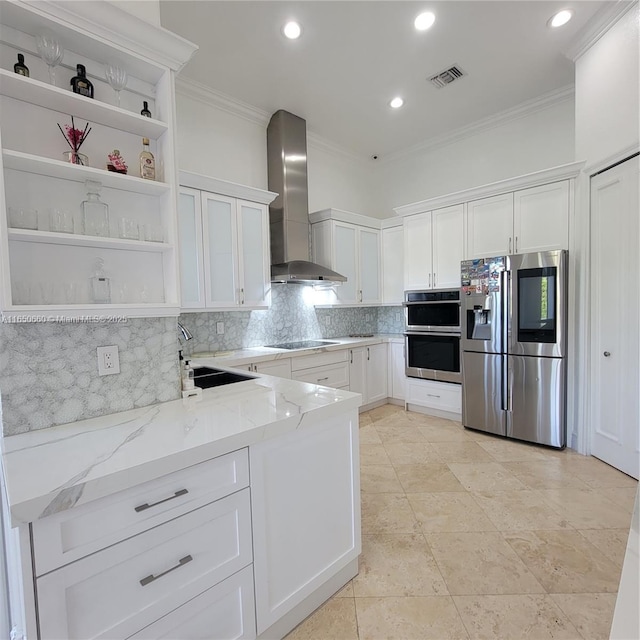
xmin=426 ymin=393 xmax=441 ymax=398
xmin=317 ymin=377 xmax=329 ymax=382
xmin=139 ymin=555 xmax=193 ymax=587
xmin=134 ymin=489 xmax=189 ymax=513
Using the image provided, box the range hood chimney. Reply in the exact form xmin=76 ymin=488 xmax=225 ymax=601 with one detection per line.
xmin=267 ymin=110 xmax=346 ymax=285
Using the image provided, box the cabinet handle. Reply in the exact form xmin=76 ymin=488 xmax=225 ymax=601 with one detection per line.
xmin=508 ymin=237 xmax=512 ymax=253
xmin=139 ymin=555 xmax=193 ymax=587
xmin=134 ymin=489 xmax=189 ymax=513
xmin=426 ymin=393 xmax=441 ymax=398
xmin=240 ymin=288 xmax=244 ymax=305
xmin=367 ymin=347 xmax=370 ymax=361
xmin=428 ymin=273 xmax=431 ymax=288
xmin=359 ymin=290 xmax=363 ymax=303
xmin=350 ymin=350 xmax=353 ymax=364
xmin=317 ymin=377 xmax=329 ymax=382
xmin=433 ymin=272 xmax=436 ymax=287
xmin=603 ymin=351 xmax=611 ymax=357
xmin=515 ymin=236 xmax=518 ymax=253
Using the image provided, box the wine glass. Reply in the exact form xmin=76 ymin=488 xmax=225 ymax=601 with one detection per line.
xmin=105 ymin=64 xmax=128 ymax=108
xmin=36 ymin=32 xmax=64 ymax=85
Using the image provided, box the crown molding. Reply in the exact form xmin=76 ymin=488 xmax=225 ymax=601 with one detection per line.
xmin=11 ymin=0 xmax=198 ymax=72
xmin=564 ymin=0 xmax=637 ymax=61
xmin=381 ymin=84 xmax=575 ymax=165
xmin=309 ymin=208 xmax=383 ymax=229
xmin=583 ymin=143 xmax=640 ymax=176
xmin=179 ymin=170 xmax=277 ymax=204
xmin=394 ymin=161 xmax=586 ymax=217
xmin=306 ymin=132 xmax=369 ymax=165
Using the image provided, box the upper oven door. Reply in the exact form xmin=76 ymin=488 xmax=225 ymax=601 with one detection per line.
xmin=404 ymin=290 xmax=461 ymax=332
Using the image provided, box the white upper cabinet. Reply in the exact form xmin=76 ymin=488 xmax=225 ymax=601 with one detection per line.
xmin=311 ymin=210 xmax=381 ymax=306
xmin=404 ymin=204 xmax=463 ymax=290
xmin=178 ymin=173 xmax=277 ymax=312
xmin=382 ymin=224 xmax=404 ymax=304
xmin=513 ymin=181 xmax=569 ymax=254
xmin=0 ymin=2 xmax=197 ymax=320
xmin=467 ymin=181 xmax=569 ymax=258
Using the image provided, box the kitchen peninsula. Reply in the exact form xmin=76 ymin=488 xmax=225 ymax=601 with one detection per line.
xmin=1 ymin=375 xmax=361 ymax=639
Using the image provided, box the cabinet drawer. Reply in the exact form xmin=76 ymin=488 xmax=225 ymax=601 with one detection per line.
xmin=292 ymin=362 xmax=350 ymax=389
xmin=37 ymin=489 xmax=253 ymax=640
xmin=407 ymin=379 xmax=461 ymax=413
xmin=127 ymin=565 xmax=256 ymax=640
xmin=32 ymin=449 xmax=249 ymax=576
xmin=291 ymin=349 xmax=348 ymax=371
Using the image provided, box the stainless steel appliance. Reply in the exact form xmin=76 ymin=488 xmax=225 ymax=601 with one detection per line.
xmin=404 ymin=289 xmax=462 ymax=383
xmin=461 ymin=250 xmax=568 ymax=448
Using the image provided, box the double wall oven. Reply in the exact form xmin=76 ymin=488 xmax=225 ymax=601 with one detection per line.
xmin=404 ymin=289 xmax=461 ymax=384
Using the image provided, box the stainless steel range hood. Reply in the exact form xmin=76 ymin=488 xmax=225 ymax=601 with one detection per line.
xmin=267 ymin=110 xmax=346 ymax=285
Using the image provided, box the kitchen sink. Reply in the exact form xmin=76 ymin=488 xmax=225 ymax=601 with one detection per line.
xmin=193 ymin=366 xmax=256 ymax=389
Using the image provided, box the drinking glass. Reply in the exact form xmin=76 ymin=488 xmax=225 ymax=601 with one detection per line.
xmin=50 ymin=208 xmax=74 ymax=233
xmin=105 ymin=64 xmax=128 ymax=107
xmin=36 ymin=33 xmax=64 ymax=85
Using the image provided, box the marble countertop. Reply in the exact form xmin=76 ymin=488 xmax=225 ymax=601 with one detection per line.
xmin=1 ymin=374 xmax=361 ymax=527
xmin=190 ymin=334 xmax=404 ymax=368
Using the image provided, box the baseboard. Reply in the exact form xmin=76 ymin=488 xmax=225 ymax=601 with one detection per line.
xmin=406 ymin=403 xmax=462 ymax=422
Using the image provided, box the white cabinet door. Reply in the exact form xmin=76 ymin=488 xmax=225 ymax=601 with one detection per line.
xmin=432 ymin=204 xmax=464 ymax=289
xmin=359 ymin=228 xmax=381 ymax=304
xmin=348 ymin=347 xmax=366 ymax=398
xmin=390 ymin=341 xmax=406 ymax=401
xmin=404 ymin=212 xmax=433 ymax=290
xmin=178 ymin=188 xmax=205 ymax=309
xmin=382 ymin=225 xmax=404 ymax=304
xmin=466 ymin=193 xmax=514 ymax=258
xmin=333 ymin=222 xmax=358 ymax=304
xmin=590 ymin=156 xmax=639 ymax=479
xmin=128 ymin=566 xmax=256 ymax=640
xmin=250 ymin=411 xmax=360 ymax=634
xmin=513 ymin=181 xmax=569 ymax=254
xmin=254 ymin=359 xmax=292 ymax=378
xmin=237 ymin=200 xmax=270 ymax=308
xmin=365 ymin=343 xmax=388 ymax=404
xmin=201 ymin=192 xmax=239 ymax=308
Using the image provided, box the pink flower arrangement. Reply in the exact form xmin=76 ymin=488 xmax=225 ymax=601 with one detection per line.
xmin=57 ymin=116 xmax=91 ymax=164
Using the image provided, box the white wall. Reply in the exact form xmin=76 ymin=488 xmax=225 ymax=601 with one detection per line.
xmin=575 ymin=5 xmax=640 ymax=167
xmin=175 ymin=89 xmax=376 ymax=215
xmin=372 ymin=98 xmax=575 ymax=216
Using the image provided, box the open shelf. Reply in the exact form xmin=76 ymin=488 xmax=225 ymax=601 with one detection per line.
xmin=3 ymin=150 xmax=170 ymax=195
xmin=0 ymin=70 xmax=168 ymax=138
xmin=8 ymin=229 xmax=172 ymax=252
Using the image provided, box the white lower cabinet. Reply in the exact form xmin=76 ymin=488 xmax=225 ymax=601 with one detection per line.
xmin=250 ymin=410 xmax=360 ymax=635
xmin=128 ymin=565 xmax=256 ymax=640
xmin=291 ymin=350 xmax=350 ymax=389
xmin=240 ymin=359 xmax=292 ymax=378
xmin=406 ymin=378 xmax=461 ymax=416
xmin=37 ymin=489 xmax=253 ymax=640
xmin=349 ymin=344 xmax=388 ymax=406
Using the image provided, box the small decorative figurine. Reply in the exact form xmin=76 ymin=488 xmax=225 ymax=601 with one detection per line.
xmin=107 ymin=150 xmax=128 ymax=174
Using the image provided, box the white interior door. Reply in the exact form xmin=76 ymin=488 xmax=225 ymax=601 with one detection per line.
xmin=590 ymin=155 xmax=639 ymax=479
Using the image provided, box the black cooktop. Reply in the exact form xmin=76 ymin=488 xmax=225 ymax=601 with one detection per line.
xmin=264 ymin=340 xmax=338 ymax=350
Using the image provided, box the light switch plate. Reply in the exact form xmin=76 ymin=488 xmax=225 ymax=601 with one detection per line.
xmin=97 ymin=345 xmax=120 ymax=376
xmin=216 ymin=322 xmax=224 ymax=334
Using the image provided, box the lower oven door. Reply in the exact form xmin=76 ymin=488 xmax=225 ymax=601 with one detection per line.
xmin=405 ymin=332 xmax=461 ymax=383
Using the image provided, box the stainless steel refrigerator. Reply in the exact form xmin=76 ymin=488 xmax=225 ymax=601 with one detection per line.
xmin=460 ymin=250 xmax=568 ymax=448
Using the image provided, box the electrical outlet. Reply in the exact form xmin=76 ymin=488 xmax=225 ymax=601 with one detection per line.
xmin=365 ymin=313 xmax=372 ymax=322
xmin=97 ymin=345 xmax=120 ymax=376
xmin=216 ymin=322 xmax=224 ymax=334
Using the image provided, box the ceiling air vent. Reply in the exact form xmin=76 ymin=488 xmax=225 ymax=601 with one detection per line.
xmin=429 ymin=65 xmax=466 ymax=89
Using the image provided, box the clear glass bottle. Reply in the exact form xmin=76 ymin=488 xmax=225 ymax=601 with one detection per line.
xmin=139 ymin=138 xmax=155 ymax=180
xmin=82 ymin=180 xmax=110 ymax=237
xmin=14 ymin=53 xmax=29 ymax=77
xmin=70 ymin=63 xmax=94 ymax=98
xmin=90 ymin=258 xmax=111 ymax=304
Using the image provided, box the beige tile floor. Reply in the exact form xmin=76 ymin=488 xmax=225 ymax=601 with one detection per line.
xmin=285 ymin=404 xmax=637 ymax=640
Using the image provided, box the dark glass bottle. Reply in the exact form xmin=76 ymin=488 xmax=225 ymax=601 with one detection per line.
xmin=70 ymin=64 xmax=94 ymax=98
xmin=140 ymin=101 xmax=152 ymax=118
xmin=14 ymin=53 xmax=29 ymax=77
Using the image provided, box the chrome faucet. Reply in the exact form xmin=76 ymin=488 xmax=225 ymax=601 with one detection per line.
xmin=177 ymin=321 xmax=193 ymax=342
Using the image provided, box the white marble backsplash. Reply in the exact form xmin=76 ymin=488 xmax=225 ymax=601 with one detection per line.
xmin=0 ymin=318 xmax=180 ymax=436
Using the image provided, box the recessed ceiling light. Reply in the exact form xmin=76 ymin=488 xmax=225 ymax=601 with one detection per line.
xmin=283 ymin=21 xmax=302 ymax=39
xmin=415 ymin=11 xmax=436 ymax=31
xmin=390 ymin=97 xmax=404 ymax=109
xmin=549 ymin=10 xmax=573 ymax=28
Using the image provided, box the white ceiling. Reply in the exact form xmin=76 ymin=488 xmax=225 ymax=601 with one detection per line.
xmin=160 ymin=1 xmax=609 ymax=159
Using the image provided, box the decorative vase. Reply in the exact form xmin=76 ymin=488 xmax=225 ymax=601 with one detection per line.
xmin=63 ymin=151 xmax=88 ymax=166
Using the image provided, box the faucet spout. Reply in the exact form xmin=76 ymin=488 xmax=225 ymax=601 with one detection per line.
xmin=177 ymin=321 xmax=193 ymax=342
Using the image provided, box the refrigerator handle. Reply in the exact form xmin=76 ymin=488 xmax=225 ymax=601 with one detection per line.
xmin=504 ymin=269 xmax=512 ymax=353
